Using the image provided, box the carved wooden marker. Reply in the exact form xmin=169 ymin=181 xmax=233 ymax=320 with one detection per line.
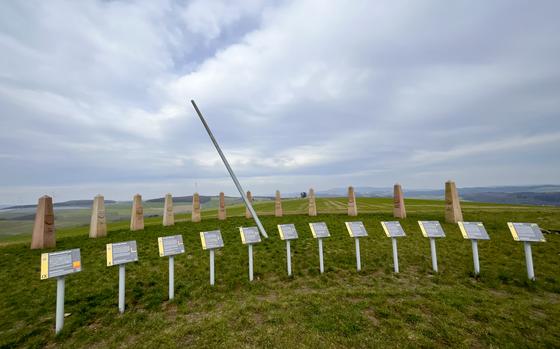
xmin=348 ymin=186 xmax=358 ymax=216
xmin=445 ymin=180 xmax=463 ymax=223
xmin=192 ymin=192 xmax=201 ymax=222
xmin=163 ymin=193 xmax=174 ymax=226
xmin=31 ymin=195 xmax=56 ymax=249
xmin=393 ymin=184 xmax=406 ymax=219
xmin=218 ymin=192 xmax=226 ymax=220
xmin=130 ymin=194 xmax=144 ymax=231
xmin=245 ymin=191 xmax=253 ymax=218
xmin=308 ymin=188 xmax=317 ymax=216
xmin=89 ymin=195 xmax=107 ymax=238
xmin=275 ymin=190 xmax=283 ymax=217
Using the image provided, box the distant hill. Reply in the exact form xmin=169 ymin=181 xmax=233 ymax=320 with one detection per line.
xmin=317 ymin=185 xmax=560 ymax=206
xmin=2 ymin=199 xmax=117 ymax=210
xmin=145 ymin=195 xmax=213 ymax=204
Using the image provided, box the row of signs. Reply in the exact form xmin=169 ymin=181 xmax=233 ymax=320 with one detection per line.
xmin=40 ymin=221 xmax=545 ymax=279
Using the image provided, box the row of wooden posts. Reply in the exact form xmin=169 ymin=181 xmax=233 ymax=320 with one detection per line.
xmin=30 ymin=181 xmax=463 ymax=250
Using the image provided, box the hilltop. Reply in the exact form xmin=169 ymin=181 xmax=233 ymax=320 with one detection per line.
xmin=0 ymin=197 xmax=559 ymax=348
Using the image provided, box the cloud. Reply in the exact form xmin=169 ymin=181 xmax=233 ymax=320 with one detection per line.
xmin=0 ymin=0 xmax=559 ymax=203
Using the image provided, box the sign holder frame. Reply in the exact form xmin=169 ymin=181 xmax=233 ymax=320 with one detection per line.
xmin=418 ymin=221 xmax=445 ymax=273
xmin=40 ymin=249 xmax=81 ymax=333
xmin=106 ymin=241 xmax=138 ymax=313
xmin=458 ymin=222 xmax=490 ymax=276
xmin=158 ymin=235 xmax=185 ymax=299
xmin=309 ymin=222 xmax=330 ymax=274
xmin=278 ymin=224 xmax=298 ymax=276
xmin=200 ymin=230 xmax=224 ymax=285
xmin=507 ymin=222 xmax=545 ymax=281
xmin=345 ymin=222 xmax=368 ymax=272
xmin=240 ymin=227 xmax=261 ymax=282
xmin=381 ymin=221 xmax=406 ymax=273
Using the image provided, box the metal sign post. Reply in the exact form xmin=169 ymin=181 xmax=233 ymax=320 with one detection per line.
xmin=248 ymin=244 xmax=254 ymax=281
xmin=118 ymin=265 xmax=126 ymax=313
xmin=55 ymin=277 xmax=65 ymax=334
xmin=429 ymin=238 xmax=438 ymax=272
xmin=524 ymin=242 xmax=535 ymax=280
xmin=286 ymin=241 xmax=292 ymax=276
xmin=318 ymin=238 xmax=324 ymax=274
xmin=392 ymin=237 xmax=399 ymax=273
xmin=355 ymin=238 xmax=361 ymax=271
xmin=191 ymin=100 xmax=267 ymax=239
xmin=168 ymin=256 xmax=175 ymax=299
xmin=471 ymin=240 xmax=480 ymax=275
xmin=209 ymin=249 xmax=215 ymax=285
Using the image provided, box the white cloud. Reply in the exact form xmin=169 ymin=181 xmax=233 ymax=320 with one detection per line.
xmin=0 ymin=0 xmax=559 ymax=203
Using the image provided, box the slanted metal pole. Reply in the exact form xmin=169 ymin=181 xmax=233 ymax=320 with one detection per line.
xmin=286 ymin=240 xmax=292 ymax=276
xmin=55 ymin=277 xmax=65 ymax=334
xmin=524 ymin=242 xmax=535 ymax=280
xmin=392 ymin=237 xmax=399 ymax=273
xmin=169 ymin=256 xmax=175 ymax=300
xmin=210 ymin=249 xmax=215 ymax=285
xmin=430 ymin=238 xmax=438 ymax=272
xmin=191 ymin=100 xmax=268 ymax=238
xmin=355 ymin=238 xmax=361 ymax=271
xmin=118 ymin=265 xmax=125 ymax=313
xmin=471 ymin=240 xmax=480 ymax=275
xmin=248 ymin=244 xmax=254 ymax=281
xmin=318 ymin=238 xmax=324 ymax=274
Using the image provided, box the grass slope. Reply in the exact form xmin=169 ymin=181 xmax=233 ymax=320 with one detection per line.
xmin=0 ymin=198 xmax=559 ymax=348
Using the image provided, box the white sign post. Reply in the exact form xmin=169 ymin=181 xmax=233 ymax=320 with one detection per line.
xmin=458 ymin=222 xmax=490 ymax=275
xmin=40 ymin=248 xmax=82 ymax=334
xmin=158 ymin=235 xmax=185 ymax=300
xmin=418 ymin=221 xmax=446 ymax=273
xmin=240 ymin=227 xmax=262 ymax=281
xmin=507 ymin=222 xmax=546 ymax=280
xmin=278 ymin=224 xmax=299 ymax=276
xmin=381 ymin=221 xmax=407 ymax=273
xmin=345 ymin=222 xmax=368 ymax=272
xmin=200 ymin=230 xmax=224 ymax=285
xmin=309 ymin=222 xmax=331 ymax=274
xmin=107 ymin=241 xmax=138 ymax=313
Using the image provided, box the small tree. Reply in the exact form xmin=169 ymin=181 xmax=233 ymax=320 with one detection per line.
xmin=300 ymin=192 xmax=307 ymax=198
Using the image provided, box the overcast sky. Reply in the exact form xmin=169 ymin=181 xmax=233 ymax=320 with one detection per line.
xmin=1 ymin=1 xmax=559 ymax=204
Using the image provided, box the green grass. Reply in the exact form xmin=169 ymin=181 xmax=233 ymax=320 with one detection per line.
xmin=0 ymin=198 xmax=559 ymax=348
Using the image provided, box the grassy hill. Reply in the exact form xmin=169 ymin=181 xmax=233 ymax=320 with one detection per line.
xmin=0 ymin=198 xmax=559 ymax=348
